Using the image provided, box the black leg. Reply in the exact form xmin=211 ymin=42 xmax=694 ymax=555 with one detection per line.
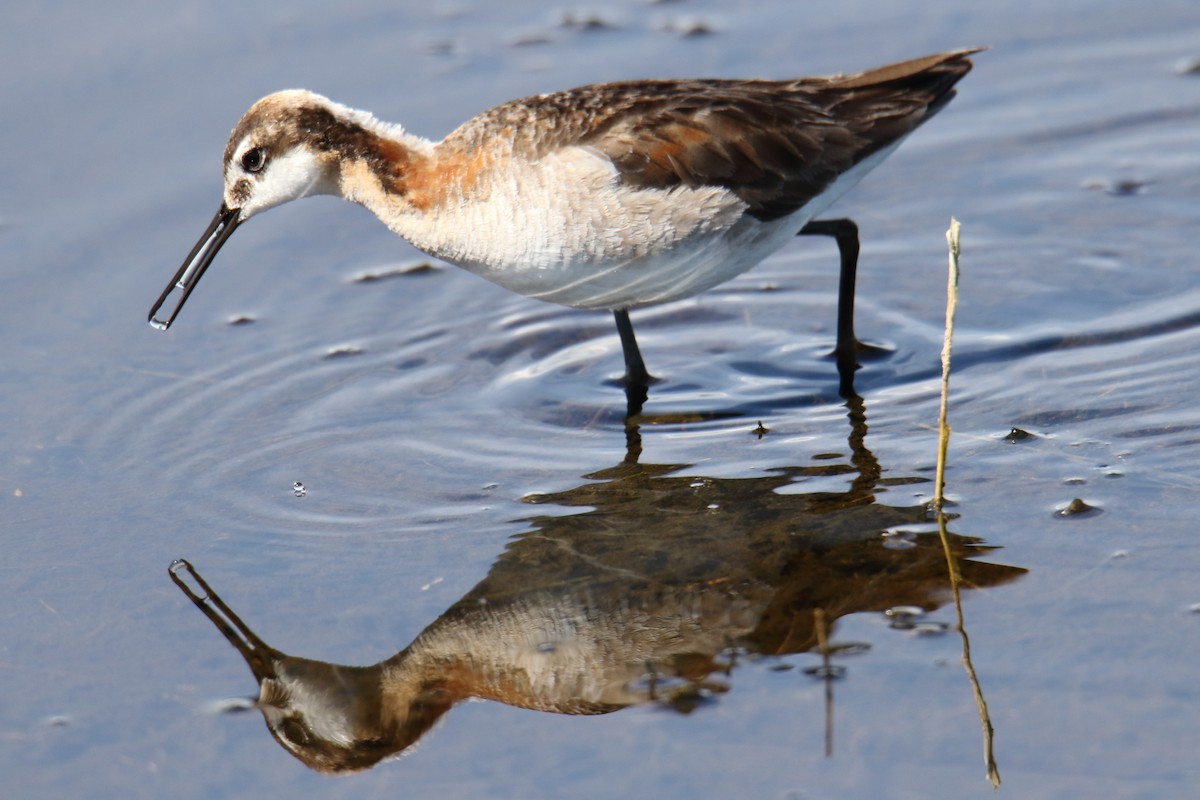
xmin=613 ymin=309 xmax=652 ymax=415
xmin=799 ymin=218 xmax=861 ymax=397
xmin=613 ymin=309 xmax=650 ymax=385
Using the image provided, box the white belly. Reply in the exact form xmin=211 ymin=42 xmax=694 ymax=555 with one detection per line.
xmin=391 ymin=141 xmax=900 ymax=310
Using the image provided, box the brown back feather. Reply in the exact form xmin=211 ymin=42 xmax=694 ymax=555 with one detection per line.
xmin=447 ymin=49 xmax=980 ymax=221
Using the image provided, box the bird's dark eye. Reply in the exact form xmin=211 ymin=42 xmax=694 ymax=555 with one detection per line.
xmin=241 ymin=147 xmax=267 ymax=173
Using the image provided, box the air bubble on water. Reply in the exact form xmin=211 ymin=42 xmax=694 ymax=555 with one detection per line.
xmin=912 ymin=621 xmax=950 ymax=636
xmin=292 ymin=482 xmax=306 ymax=497
xmin=149 ymin=320 xmax=169 ymax=331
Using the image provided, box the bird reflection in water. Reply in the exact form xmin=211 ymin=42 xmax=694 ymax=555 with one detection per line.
xmin=169 ymin=397 xmax=1024 ymax=773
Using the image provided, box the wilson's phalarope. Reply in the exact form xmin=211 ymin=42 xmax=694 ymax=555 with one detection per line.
xmin=150 ymin=49 xmax=979 ymax=404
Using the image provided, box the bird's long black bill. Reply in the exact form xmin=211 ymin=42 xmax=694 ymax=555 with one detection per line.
xmin=148 ymin=203 xmax=242 ymax=330
xmin=169 ymin=559 xmax=280 ymax=682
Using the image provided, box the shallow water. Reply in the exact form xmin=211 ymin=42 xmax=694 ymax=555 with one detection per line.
xmin=4 ymin=1 xmax=1200 ymax=798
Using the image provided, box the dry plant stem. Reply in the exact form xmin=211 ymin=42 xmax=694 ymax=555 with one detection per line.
xmin=934 ymin=220 xmax=1001 ymax=788
xmin=934 ymin=218 xmax=960 ymax=515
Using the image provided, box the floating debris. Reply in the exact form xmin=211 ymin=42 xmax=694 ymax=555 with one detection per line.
xmin=323 ymin=344 xmax=364 ymax=359
xmin=350 ymin=261 xmax=440 ymax=283
xmin=1004 ymin=427 xmax=1036 ymax=443
xmin=752 ymin=420 xmax=770 ymax=438
xmin=1174 ymin=56 xmax=1200 ymax=75
xmin=803 ymin=664 xmax=846 ymax=679
xmin=423 ymin=39 xmax=458 ymax=57
xmin=559 ymin=12 xmax=618 ymax=31
xmin=1082 ymin=176 xmax=1149 ymax=196
xmin=656 ymin=17 xmax=717 ymax=37
xmin=226 ymin=314 xmax=255 ymax=326
xmin=1056 ymin=497 xmax=1101 ymax=518
xmin=885 ymin=605 xmax=925 ymax=629
xmin=510 ymin=31 xmax=554 ymax=47
xmin=292 ymin=482 xmax=306 ymax=498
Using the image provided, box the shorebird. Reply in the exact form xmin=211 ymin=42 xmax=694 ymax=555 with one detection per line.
xmin=149 ymin=49 xmax=979 ymax=405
